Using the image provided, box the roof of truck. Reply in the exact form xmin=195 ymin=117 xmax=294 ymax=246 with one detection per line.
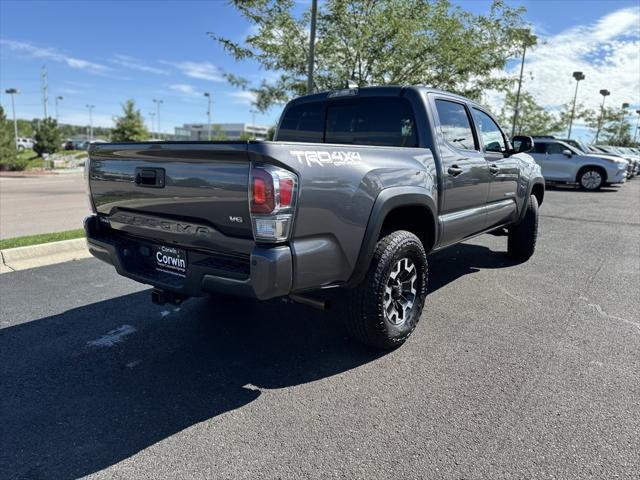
xmin=290 ymin=85 xmax=480 ymax=107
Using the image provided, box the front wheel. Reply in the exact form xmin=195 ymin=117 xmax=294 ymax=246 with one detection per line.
xmin=578 ymin=168 xmax=604 ymax=190
xmin=507 ymin=194 xmax=539 ymax=261
xmin=342 ymin=230 xmax=428 ymax=350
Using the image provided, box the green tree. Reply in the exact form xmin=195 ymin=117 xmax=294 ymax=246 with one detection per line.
xmin=0 ymin=106 xmax=18 ymax=169
xmin=16 ymin=119 xmax=34 ymax=138
xmin=111 ymin=100 xmax=149 ymax=142
xmin=583 ymin=106 xmax=635 ymax=146
xmin=266 ymin=125 xmax=276 ymax=141
xmin=497 ymin=90 xmax=562 ymax=136
xmin=212 ymin=0 xmax=533 ymax=110
xmin=33 ymin=117 xmax=62 ymax=157
xmin=212 ymin=124 xmax=227 ymax=141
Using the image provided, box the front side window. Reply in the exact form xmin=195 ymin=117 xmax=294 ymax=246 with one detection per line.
xmin=325 ymin=97 xmax=418 ymax=147
xmin=435 ymin=100 xmax=476 ymax=151
xmin=472 ymin=108 xmax=506 ymax=153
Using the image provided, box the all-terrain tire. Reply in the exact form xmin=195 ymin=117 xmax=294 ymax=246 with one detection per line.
xmin=343 ymin=230 xmax=428 ymax=350
xmin=507 ymin=194 xmax=539 ymax=261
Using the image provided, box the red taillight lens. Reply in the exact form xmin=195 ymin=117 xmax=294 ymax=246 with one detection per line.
xmin=279 ymin=178 xmax=294 ymax=207
xmin=251 ymin=168 xmax=275 ymax=214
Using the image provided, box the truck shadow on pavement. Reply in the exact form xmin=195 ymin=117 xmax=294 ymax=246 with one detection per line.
xmin=428 ymin=242 xmax=521 ymax=293
xmin=1 ymin=289 xmax=382 ymax=480
xmin=2 ymin=243 xmax=512 ymax=479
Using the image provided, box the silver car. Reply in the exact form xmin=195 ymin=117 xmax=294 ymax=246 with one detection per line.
xmin=529 ymin=139 xmax=627 ymax=190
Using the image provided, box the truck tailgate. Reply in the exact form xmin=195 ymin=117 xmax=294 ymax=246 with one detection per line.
xmin=88 ymin=142 xmax=254 ymax=252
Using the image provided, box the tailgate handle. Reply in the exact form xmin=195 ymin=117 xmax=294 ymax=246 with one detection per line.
xmin=135 ymin=167 xmax=165 ymax=188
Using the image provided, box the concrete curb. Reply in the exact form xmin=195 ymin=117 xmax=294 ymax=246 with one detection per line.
xmin=0 ymin=238 xmax=91 ymax=273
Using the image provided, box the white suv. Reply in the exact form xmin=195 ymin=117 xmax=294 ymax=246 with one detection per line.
xmin=529 ymin=139 xmax=627 ymax=190
xmin=16 ymin=137 xmax=35 ymax=151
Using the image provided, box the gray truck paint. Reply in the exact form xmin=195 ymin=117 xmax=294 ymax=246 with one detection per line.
xmin=86 ymin=86 xmax=544 ymax=300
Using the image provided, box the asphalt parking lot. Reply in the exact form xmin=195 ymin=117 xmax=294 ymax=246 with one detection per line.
xmin=1 ymin=181 xmax=638 ymax=479
xmin=0 ymin=174 xmax=88 ymax=239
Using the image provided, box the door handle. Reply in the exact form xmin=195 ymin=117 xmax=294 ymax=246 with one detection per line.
xmin=489 ymin=164 xmax=500 ymax=175
xmin=448 ymin=165 xmax=464 ymax=176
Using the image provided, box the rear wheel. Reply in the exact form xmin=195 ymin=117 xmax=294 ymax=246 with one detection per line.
xmin=578 ymin=167 xmax=604 ymax=190
xmin=507 ymin=194 xmax=538 ymax=261
xmin=342 ymin=230 xmax=428 ymax=350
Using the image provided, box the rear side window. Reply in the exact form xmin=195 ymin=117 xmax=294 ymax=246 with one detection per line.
xmin=435 ymin=100 xmax=477 ymax=151
xmin=546 ymin=142 xmax=567 ymax=154
xmin=277 ymin=102 xmax=325 ymax=143
xmin=325 ymin=97 xmax=418 ymax=147
xmin=532 ymin=143 xmax=547 ymax=154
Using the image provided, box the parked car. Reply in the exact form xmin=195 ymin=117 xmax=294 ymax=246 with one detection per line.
xmin=528 ymin=138 xmax=627 ymax=190
xmin=598 ymin=145 xmax=638 ymax=177
xmin=85 ymin=86 xmax=544 ymax=349
xmin=16 ymin=137 xmax=35 ymax=151
xmin=560 ymin=139 xmax=637 ymax=178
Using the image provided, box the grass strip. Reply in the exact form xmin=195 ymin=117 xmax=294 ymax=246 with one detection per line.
xmin=0 ymin=229 xmax=85 ymax=249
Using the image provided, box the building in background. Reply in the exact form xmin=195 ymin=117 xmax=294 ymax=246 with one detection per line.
xmin=174 ymin=123 xmax=270 ymax=141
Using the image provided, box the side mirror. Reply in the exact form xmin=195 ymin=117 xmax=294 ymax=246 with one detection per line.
xmin=562 ymin=149 xmax=573 ymax=157
xmin=511 ymin=135 xmax=534 ymax=153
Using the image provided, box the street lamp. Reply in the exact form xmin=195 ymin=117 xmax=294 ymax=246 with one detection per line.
xmin=153 ymin=99 xmax=163 ymax=139
xmin=566 ymin=71 xmax=585 ymax=139
xmin=55 ymin=96 xmax=63 ymax=123
xmin=511 ymin=29 xmax=535 ymax=138
xmin=203 ymin=92 xmax=212 ymax=141
xmin=594 ymin=89 xmax=610 ymax=144
xmin=148 ymin=111 xmax=156 ymax=136
xmin=4 ymin=88 xmax=19 ymax=150
xmin=634 ymin=110 xmax=640 ymax=143
xmin=86 ymin=104 xmax=95 ymax=142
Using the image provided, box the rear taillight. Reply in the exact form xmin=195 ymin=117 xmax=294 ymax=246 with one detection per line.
xmin=249 ymin=166 xmax=298 ymax=242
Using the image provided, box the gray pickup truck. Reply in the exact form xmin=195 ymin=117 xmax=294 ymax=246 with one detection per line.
xmin=85 ymin=86 xmax=544 ymax=349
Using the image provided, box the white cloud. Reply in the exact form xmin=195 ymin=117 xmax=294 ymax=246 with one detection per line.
xmin=111 ymin=54 xmax=168 ymax=75
xmin=60 ymin=110 xmax=115 ymax=129
xmin=482 ymin=7 xmax=640 ymax=142
xmin=169 ymin=83 xmax=200 ymax=96
xmin=488 ymin=6 xmax=640 ymax=115
xmin=161 ymin=60 xmax=224 ymax=82
xmin=0 ymin=39 xmax=110 ymax=74
xmin=228 ymin=90 xmax=257 ymax=106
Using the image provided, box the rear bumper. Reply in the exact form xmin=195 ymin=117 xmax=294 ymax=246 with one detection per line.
xmin=84 ymin=215 xmax=292 ymax=300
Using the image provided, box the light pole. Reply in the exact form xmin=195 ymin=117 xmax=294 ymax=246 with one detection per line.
xmin=148 ymin=111 xmax=156 ymax=136
xmin=203 ymin=92 xmax=212 ymax=141
xmin=306 ymin=0 xmax=318 ymax=94
xmin=594 ymin=89 xmax=610 ymax=144
xmin=510 ymin=30 xmax=535 ymax=138
xmin=567 ymin=71 xmax=585 ymax=139
xmin=86 ymin=104 xmax=95 ymax=141
xmin=4 ymin=88 xmax=19 ymax=150
xmin=55 ymin=96 xmax=63 ymax=123
xmin=634 ymin=110 xmax=640 ymax=143
xmin=153 ymin=99 xmax=163 ymax=139
xmin=617 ymin=102 xmax=629 ymax=143
xmin=250 ymin=109 xmax=257 ymax=139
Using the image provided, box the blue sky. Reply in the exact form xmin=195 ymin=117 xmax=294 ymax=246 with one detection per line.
xmin=1 ymin=0 xmax=639 ymax=141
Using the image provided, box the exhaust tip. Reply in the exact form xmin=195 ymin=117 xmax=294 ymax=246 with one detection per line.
xmin=289 ymin=294 xmax=331 ymax=311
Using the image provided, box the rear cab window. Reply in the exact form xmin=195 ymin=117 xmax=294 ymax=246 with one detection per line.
xmin=276 ymin=96 xmax=419 ymax=148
